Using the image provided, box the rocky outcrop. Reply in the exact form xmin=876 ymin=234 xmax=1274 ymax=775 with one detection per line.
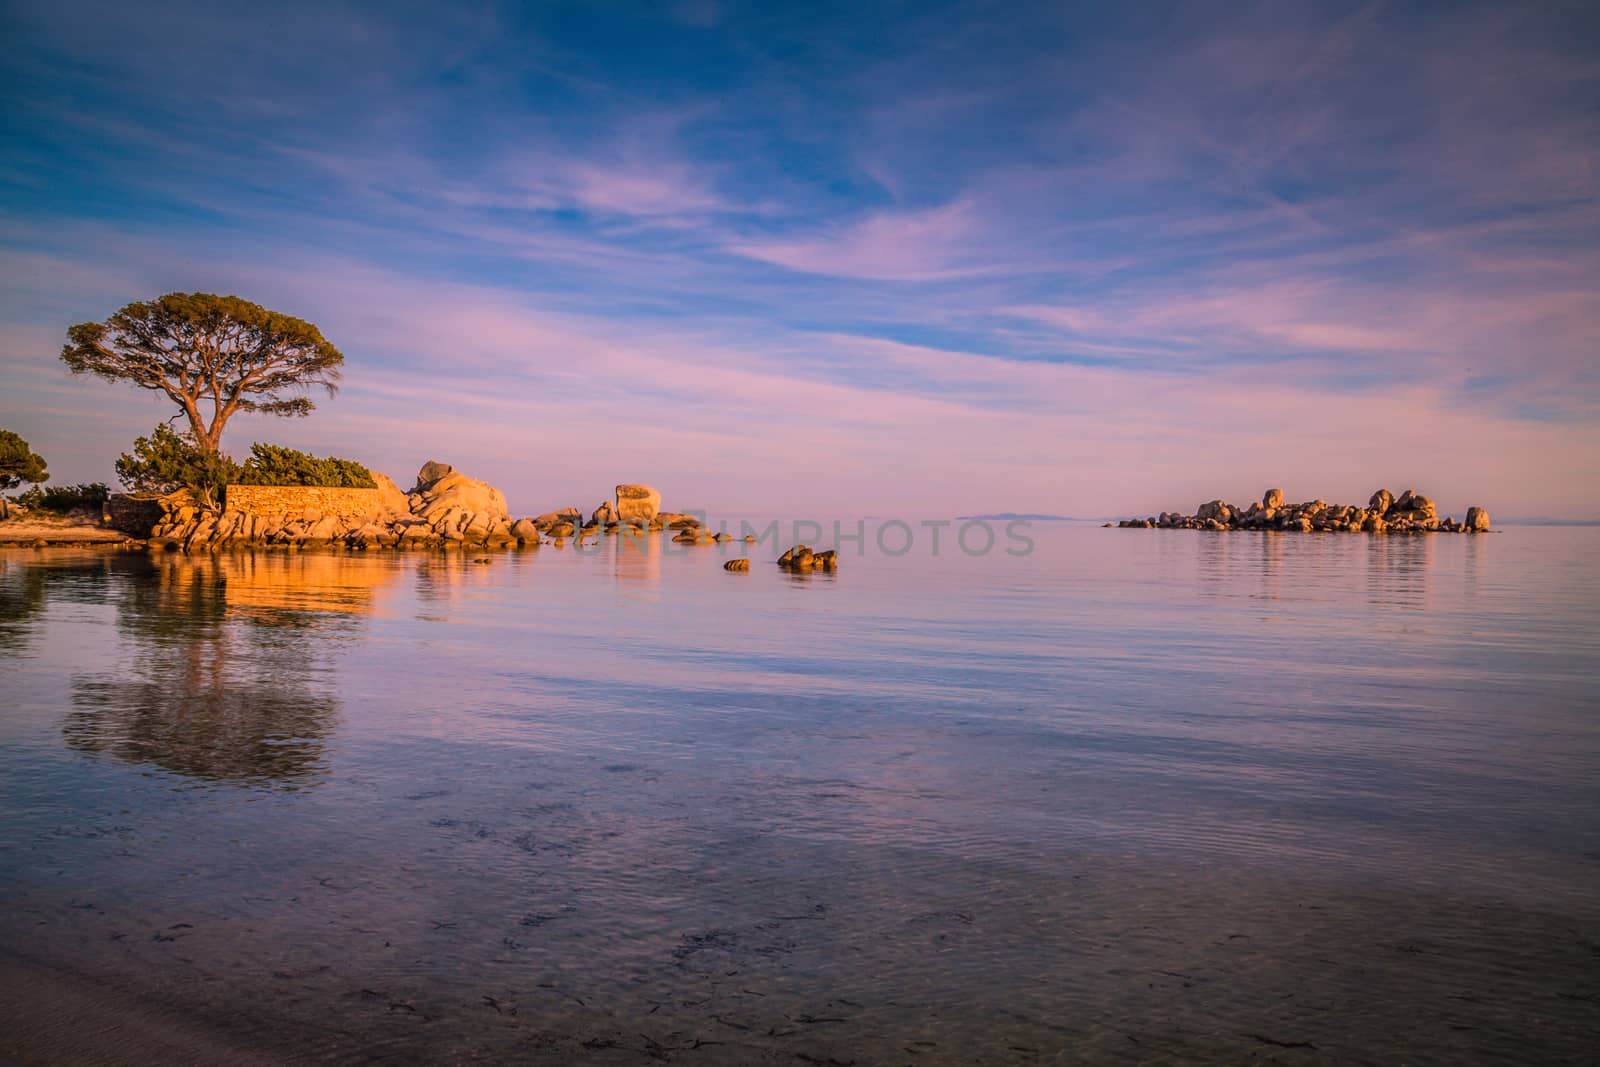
xmin=146 ymin=461 xmax=533 ymax=552
xmin=131 ymin=463 xmax=711 ymax=553
xmin=371 ymin=471 xmax=411 ymax=518
xmin=410 ymin=462 xmax=508 ymax=523
xmin=1117 ymin=488 xmax=1490 ymax=534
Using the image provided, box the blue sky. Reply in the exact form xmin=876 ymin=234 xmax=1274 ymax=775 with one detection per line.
xmin=2 ymin=0 xmax=1597 ymax=517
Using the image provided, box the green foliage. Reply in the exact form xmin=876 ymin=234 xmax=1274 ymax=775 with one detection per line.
xmin=16 ymin=482 xmax=110 ymax=514
xmin=61 ymin=293 xmax=344 ymax=452
xmin=235 ymin=444 xmax=375 ymax=488
xmin=115 ymin=428 xmax=373 ymax=512
xmin=116 ymin=424 xmax=239 ymax=506
xmin=0 ymin=429 xmax=49 ymax=490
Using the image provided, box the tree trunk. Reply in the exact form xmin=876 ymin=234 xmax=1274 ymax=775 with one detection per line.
xmin=181 ymin=398 xmax=214 ymax=453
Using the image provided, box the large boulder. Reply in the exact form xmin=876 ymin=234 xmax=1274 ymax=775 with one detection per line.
xmin=1389 ymin=492 xmax=1437 ymax=527
xmin=415 ymin=461 xmax=454 ymax=492
xmin=534 ymin=508 xmax=581 ymax=529
xmin=591 ymin=500 xmax=617 ymax=526
xmin=370 ymin=470 xmax=412 ymax=518
xmin=1263 ymin=488 xmax=1285 ymax=509
xmin=1196 ymin=500 xmax=1235 ymax=524
xmin=615 ymin=484 xmax=661 ymax=525
xmin=1465 ymin=506 xmax=1490 ymax=532
xmin=1369 ymin=489 xmax=1394 ymax=514
xmin=411 ymin=462 xmax=509 ymax=524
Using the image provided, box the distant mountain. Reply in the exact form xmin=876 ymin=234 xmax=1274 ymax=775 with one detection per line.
xmin=955 ymin=513 xmax=1094 ymax=522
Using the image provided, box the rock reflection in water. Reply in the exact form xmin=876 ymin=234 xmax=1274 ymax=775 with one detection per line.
xmin=64 ymin=551 xmax=400 ymax=788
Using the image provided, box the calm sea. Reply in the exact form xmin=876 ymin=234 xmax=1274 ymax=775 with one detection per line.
xmin=2 ymin=526 xmax=1597 ymax=1064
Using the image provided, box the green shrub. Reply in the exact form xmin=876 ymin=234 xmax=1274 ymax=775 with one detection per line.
xmin=235 ymin=444 xmax=375 ymax=488
xmin=16 ymin=482 xmax=110 ymax=514
xmin=116 ymin=424 xmax=237 ymax=508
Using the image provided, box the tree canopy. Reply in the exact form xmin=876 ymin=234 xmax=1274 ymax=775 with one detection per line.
xmin=0 ymin=429 xmax=49 ymax=490
xmin=61 ymin=293 xmax=344 ymax=453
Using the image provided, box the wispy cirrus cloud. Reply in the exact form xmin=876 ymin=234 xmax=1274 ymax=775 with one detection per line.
xmin=727 ymin=199 xmax=995 ymax=281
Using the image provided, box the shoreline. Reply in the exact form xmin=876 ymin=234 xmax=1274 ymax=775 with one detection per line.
xmin=0 ymin=520 xmax=147 ymax=546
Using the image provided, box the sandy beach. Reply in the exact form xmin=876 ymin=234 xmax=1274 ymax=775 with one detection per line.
xmin=0 ymin=519 xmax=141 ymax=546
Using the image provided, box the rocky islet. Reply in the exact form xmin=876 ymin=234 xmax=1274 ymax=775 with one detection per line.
xmin=1114 ymin=488 xmax=1490 ymax=533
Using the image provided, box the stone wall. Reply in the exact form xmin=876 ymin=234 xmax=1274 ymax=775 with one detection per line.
xmin=104 ymin=494 xmax=165 ymax=536
xmin=223 ymin=485 xmax=385 ymax=526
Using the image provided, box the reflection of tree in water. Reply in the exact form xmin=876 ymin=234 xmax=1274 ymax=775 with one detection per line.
xmin=65 ymin=552 xmax=397 ymax=789
xmin=0 ymin=552 xmax=123 ymax=654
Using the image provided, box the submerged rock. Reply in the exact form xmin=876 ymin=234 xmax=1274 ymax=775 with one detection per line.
xmin=658 ymin=512 xmax=702 ymax=529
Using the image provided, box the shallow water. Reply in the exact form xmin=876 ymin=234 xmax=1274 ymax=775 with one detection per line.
xmin=2 ymin=526 xmax=1597 ymax=1064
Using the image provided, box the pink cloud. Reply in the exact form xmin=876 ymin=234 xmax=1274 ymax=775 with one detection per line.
xmin=5 ymin=217 xmax=1599 ymax=522
xmin=728 ymin=200 xmax=998 ymax=281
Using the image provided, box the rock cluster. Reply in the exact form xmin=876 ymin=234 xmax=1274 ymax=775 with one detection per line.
xmin=578 ymin=487 xmax=707 ymax=540
xmin=777 ymin=544 xmax=838 ymax=570
xmin=146 ymin=468 xmax=701 ymax=552
xmin=1115 ymin=488 xmax=1489 ymax=534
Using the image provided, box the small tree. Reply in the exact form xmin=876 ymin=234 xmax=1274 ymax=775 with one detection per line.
xmin=115 ymin=423 xmax=239 ymax=508
xmin=61 ymin=293 xmax=344 ymax=455
xmin=0 ymin=429 xmax=48 ymax=490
